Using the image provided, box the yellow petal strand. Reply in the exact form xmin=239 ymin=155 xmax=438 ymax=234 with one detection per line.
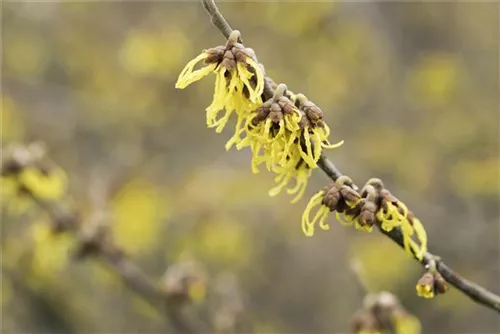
xmin=309 ymin=204 xmax=329 ymax=231
xmin=280 ymin=132 xmax=297 ymax=166
xmin=289 ymin=173 xmax=309 ymax=204
xmin=206 ymin=70 xmax=227 ymax=127
xmin=335 ymin=211 xmax=355 ymax=226
xmin=318 ymin=206 xmax=331 ymax=231
xmin=268 ymin=173 xmax=292 ymax=197
xmin=398 ymin=200 xmax=409 ymax=218
xmin=275 ymin=119 xmax=285 ymax=140
xmin=213 ymin=110 xmax=232 ymax=133
xmin=287 ymin=175 xmax=304 ymax=196
xmin=301 ymin=191 xmax=325 ymax=237
xmin=176 ymin=52 xmax=206 ymax=86
xmin=225 ymin=113 xmax=246 ymax=151
xmin=400 ymin=222 xmax=414 ymax=255
xmin=322 ymin=123 xmax=331 ymax=137
xmin=250 ymin=142 xmax=264 ymax=174
xmin=226 ymin=70 xmax=240 ymax=95
xmin=236 ymin=62 xmax=259 ymax=103
xmin=408 ymin=239 xmax=423 ymax=261
xmin=412 ymin=218 xmax=428 ymax=260
xmin=176 ymin=53 xmax=213 ymax=89
xmin=312 ymin=131 xmax=323 ymax=162
xmin=322 ymin=139 xmax=344 ymax=149
xmin=284 ymin=112 xmax=301 ymax=132
xmin=299 ymin=129 xmax=317 ymax=168
xmin=245 ymin=58 xmax=264 ymax=102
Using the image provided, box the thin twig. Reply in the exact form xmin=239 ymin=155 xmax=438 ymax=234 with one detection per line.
xmin=2 ymin=159 xmax=201 ymax=334
xmin=38 ymin=199 xmax=200 ymax=334
xmin=201 ymin=0 xmax=500 ymax=314
xmin=202 ymin=0 xmax=234 ymax=40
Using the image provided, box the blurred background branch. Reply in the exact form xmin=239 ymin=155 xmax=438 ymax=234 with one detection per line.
xmin=1 ymin=143 xmax=206 ymax=334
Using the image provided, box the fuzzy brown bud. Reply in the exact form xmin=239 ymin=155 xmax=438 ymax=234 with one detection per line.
xmin=339 ymin=185 xmax=361 ymax=205
xmin=269 ymin=110 xmax=283 ymax=124
xmin=322 ymin=187 xmax=341 ymax=211
xmin=205 ymin=46 xmax=225 ymax=64
xmin=358 ymin=201 xmax=377 ymax=227
xmin=434 ymin=272 xmax=448 ymax=294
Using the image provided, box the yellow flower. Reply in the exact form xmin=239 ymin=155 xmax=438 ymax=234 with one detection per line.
xmin=416 ymin=272 xmax=435 ymax=298
xmin=393 ymin=314 xmax=421 ymax=334
xmin=237 ymin=86 xmax=302 ymax=173
xmin=416 ymin=283 xmax=434 ymax=298
xmin=377 ymin=200 xmax=427 ymax=261
xmin=175 ymin=30 xmax=264 ymax=147
xmin=301 ymin=177 xmax=361 ymax=236
xmin=376 ymin=199 xmax=408 ymax=232
xmin=1 ymin=175 xmax=33 ymax=214
xmin=366 ymin=179 xmax=428 ymax=261
xmin=1 ymin=165 xmax=67 ymax=215
xmin=301 ymin=176 xmax=429 ymax=257
xmin=18 ymin=166 xmax=67 ymax=200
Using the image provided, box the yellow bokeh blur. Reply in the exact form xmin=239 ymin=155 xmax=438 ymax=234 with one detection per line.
xmin=111 ymin=178 xmax=170 ymax=255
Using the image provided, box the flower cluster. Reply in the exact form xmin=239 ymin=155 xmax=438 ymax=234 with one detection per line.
xmin=176 ymin=33 xmax=343 ymax=202
xmin=233 ymin=86 xmax=343 ymax=202
xmin=302 ymin=177 xmax=428 ymax=261
xmin=176 ymin=30 xmax=264 ymax=148
xmin=351 ymin=291 xmax=421 ymax=334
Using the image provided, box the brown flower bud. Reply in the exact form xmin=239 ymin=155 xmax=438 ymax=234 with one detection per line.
xmin=221 ymin=57 xmax=236 ymax=72
xmin=233 ymin=48 xmax=250 ymax=63
xmin=269 ymin=110 xmax=283 ymax=124
xmin=434 ymin=272 xmax=448 ymax=294
xmin=339 ymin=185 xmax=361 ymax=206
xmin=305 ymin=105 xmax=324 ymax=125
xmin=416 ymin=272 xmax=435 ymax=298
xmin=205 ymin=46 xmax=225 ymax=64
xmin=322 ymin=183 xmax=335 ymax=193
xmin=270 ymin=102 xmax=281 ymax=114
xmin=322 ymin=187 xmax=341 ymax=211
xmin=252 ymin=106 xmax=271 ymax=125
xmin=281 ymin=102 xmax=295 ymax=115
xmin=277 ymin=96 xmax=289 ymax=106
xmin=298 ymin=110 xmax=312 ymax=128
xmin=224 ymin=49 xmax=235 ymax=60
xmin=359 ymin=201 xmax=377 ymax=227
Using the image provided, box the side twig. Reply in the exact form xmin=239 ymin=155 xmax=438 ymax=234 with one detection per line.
xmin=1 ymin=146 xmax=204 ymax=334
xmin=201 ymin=0 xmax=500 ymax=314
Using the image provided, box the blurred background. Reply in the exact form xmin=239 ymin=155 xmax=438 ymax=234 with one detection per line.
xmin=1 ymin=1 xmax=499 ymax=333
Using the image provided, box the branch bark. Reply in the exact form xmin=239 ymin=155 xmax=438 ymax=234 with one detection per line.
xmin=201 ymin=0 xmax=500 ymax=314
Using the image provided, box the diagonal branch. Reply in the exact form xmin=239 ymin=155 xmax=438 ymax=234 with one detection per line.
xmin=202 ymin=0 xmax=234 ymax=41
xmin=201 ymin=0 xmax=500 ymax=314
